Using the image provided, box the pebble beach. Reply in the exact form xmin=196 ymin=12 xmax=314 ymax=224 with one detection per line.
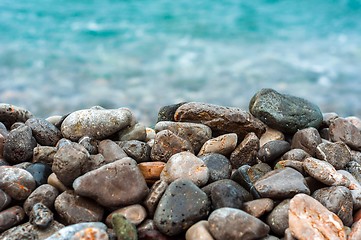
xmin=0 ymin=88 xmax=361 ymax=239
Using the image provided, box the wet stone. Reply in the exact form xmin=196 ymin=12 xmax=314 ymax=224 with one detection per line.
xmin=315 ymin=141 xmax=351 ymax=170
xmin=24 ymin=184 xmax=59 ymax=215
xmin=33 ymin=146 xmax=57 ymax=166
xmin=160 ymin=152 xmax=209 ymax=187
xmin=29 ymin=202 xmax=54 ymax=228
xmin=154 ymin=179 xmax=210 ymax=236
xmin=185 ymin=220 xmax=214 ymax=240
xmin=289 ymin=193 xmax=347 ymax=240
xmin=114 ymin=122 xmax=146 ymax=142
xmin=54 ymin=190 xmax=104 ymax=225
xmin=111 ymin=213 xmax=138 ymax=240
xmin=259 ymin=127 xmax=285 ymax=147
xmin=258 ymin=140 xmax=290 ymax=164
xmin=266 ymin=199 xmax=290 ymax=236
xmin=78 ymin=136 xmax=98 ymax=155
xmin=0 ymin=103 xmax=33 ymax=128
xmin=0 ymin=206 xmax=25 ymax=232
xmin=45 ymin=222 xmax=107 ymax=240
xmin=198 ymin=133 xmax=237 ymax=156
xmin=249 ymin=88 xmax=323 ymax=134
xmin=150 ymin=130 xmax=194 ymax=162
xmin=174 ymin=102 xmax=266 ymax=139
xmin=200 ymin=153 xmax=232 ymax=183
xmin=291 ymin=127 xmax=322 ymax=156
xmin=0 ymin=166 xmax=36 ymax=200
xmin=119 ymin=140 xmax=151 ymax=163
xmin=242 ymin=198 xmax=274 ymax=218
xmin=229 ymin=132 xmax=259 ymax=168
xmin=106 ymin=204 xmax=147 ymax=227
xmin=157 ymin=102 xmax=187 ymax=122
xmin=25 ymin=118 xmax=62 ymax=146
xmin=312 ymin=186 xmax=353 ymax=226
xmin=98 ymin=139 xmax=127 ymax=163
xmin=3 ymin=125 xmax=37 ymax=163
xmin=280 ymin=148 xmax=310 ymax=161
xmin=329 ymin=117 xmax=361 ymax=151
xmin=144 ymin=180 xmax=168 ymax=217
xmin=208 ymin=207 xmax=270 ymax=240
xmin=0 ymin=189 xmax=11 ymax=211
xmin=25 ymin=162 xmax=53 ymax=187
xmin=71 ymin=227 xmax=109 ymax=240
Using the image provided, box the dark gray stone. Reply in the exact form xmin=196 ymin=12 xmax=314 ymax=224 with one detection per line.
xmin=25 ymin=163 xmax=53 ymax=187
xmin=25 ymin=118 xmax=62 ymax=146
xmin=258 ymin=140 xmax=290 ymax=163
xmin=315 ymin=141 xmax=351 ymax=169
xmin=157 ymin=102 xmax=187 ymax=122
xmin=230 ymin=132 xmax=259 ymax=168
xmin=118 ymin=140 xmax=151 ymax=163
xmin=200 ymin=153 xmax=232 ymax=183
xmin=266 ymin=199 xmax=290 ymax=236
xmin=29 ymin=203 xmax=54 ymax=228
xmin=114 ymin=123 xmax=147 ymax=142
xmin=210 ymin=181 xmax=244 ymax=209
xmin=78 ymin=136 xmax=98 ymax=155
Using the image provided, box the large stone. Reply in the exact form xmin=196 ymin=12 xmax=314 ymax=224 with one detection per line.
xmin=0 ymin=103 xmax=33 ymax=128
xmin=329 ymin=118 xmax=361 ymax=151
xmin=174 ymin=102 xmax=266 ymax=138
xmin=73 ymin=158 xmax=149 ymax=207
xmin=25 ymin=118 xmax=62 ymax=146
xmin=249 ymin=88 xmax=323 ymax=134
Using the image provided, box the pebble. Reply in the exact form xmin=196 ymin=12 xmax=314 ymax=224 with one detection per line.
xmin=280 ymin=148 xmax=310 ymax=161
xmin=54 ymin=190 xmax=104 ymax=225
xmin=143 ymin=180 xmax=168 ymax=217
xmin=0 ymin=103 xmax=33 ymax=128
xmin=208 ymin=207 xmax=270 ymax=240
xmin=78 ymin=136 xmax=98 ymax=155
xmin=349 ymin=221 xmax=361 ymax=240
xmin=254 ymin=167 xmax=310 ymax=199
xmin=230 ymin=165 xmax=260 ymax=198
xmin=23 ymin=184 xmax=59 ymax=215
xmin=291 ymin=127 xmax=322 ymax=156
xmin=150 ymin=130 xmax=194 ymax=162
xmin=0 ymin=221 xmax=64 ymax=239
xmin=45 ymin=222 xmax=107 ymax=240
xmin=157 ymin=102 xmax=187 ymax=122
xmin=137 ymin=229 xmax=168 ymax=240
xmin=266 ymin=199 xmax=290 ymax=236
xmin=248 ymin=162 xmax=273 ymax=183
xmin=209 ymin=180 xmax=245 ymax=209
xmin=61 ymin=108 xmax=133 ymax=141
xmin=346 ymin=116 xmax=361 ymax=130
xmin=25 ymin=162 xmax=53 ymax=186
xmin=259 ymin=127 xmax=285 ymax=147
xmin=25 ymin=118 xmax=62 ymax=146
xmin=155 ymin=121 xmax=212 ymax=153
xmin=114 ymin=122 xmax=147 ymax=142
xmin=71 ymin=227 xmax=109 ymax=240
xmin=29 ymin=202 xmax=54 ymax=228
xmin=0 ymin=166 xmax=36 ymax=200
xmin=329 ymin=117 xmax=361 ymax=151
xmin=160 ymin=151 xmax=209 ymax=187
xmin=345 ymin=161 xmax=361 ymax=184
xmin=229 ymin=132 xmax=259 ymax=168
xmin=185 ymin=220 xmax=214 ymax=240
xmin=119 ymin=140 xmax=151 ymax=163
xmin=47 ymin=173 xmax=69 ymax=192
xmin=258 ymin=140 xmax=290 ymax=164
xmin=198 ymin=133 xmax=238 ymax=156
xmin=98 ymin=139 xmax=127 ymax=163
xmin=73 ymin=158 xmax=149 ymax=207
xmin=249 ymin=88 xmax=323 ymax=134
xmin=289 ymin=193 xmax=346 ymax=240
xmin=315 ymin=141 xmax=351 ymax=169
xmin=138 ymin=161 xmax=165 ymax=183
xmin=145 ymin=127 xmax=156 ymax=142
xmin=242 ymin=198 xmax=274 ymax=218
xmin=174 ymin=102 xmax=266 ymax=138
xmin=0 ymin=206 xmax=25 ymax=232
xmin=154 ymin=179 xmax=210 ymax=236
xmin=33 ymin=146 xmax=57 ymax=166
xmin=111 ymin=213 xmax=138 ymax=240
xmin=337 ymin=170 xmax=361 ymax=210
xmin=200 ymin=153 xmax=232 ymax=183
xmin=105 ymin=204 xmax=147 ymax=227
xmin=274 ymin=160 xmax=305 ymax=174
xmin=0 ymin=133 xmax=4 ymax=158
xmin=0 ymin=189 xmax=11 ymax=211
xmin=3 ymin=125 xmax=37 ymax=163
xmin=322 ymin=112 xmax=339 ymax=127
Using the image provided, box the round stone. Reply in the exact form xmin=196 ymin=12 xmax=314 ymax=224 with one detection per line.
xmin=23 ymin=184 xmax=59 ymax=215
xmin=266 ymin=199 xmax=290 ymax=236
xmin=29 ymin=202 xmax=54 ymax=228
xmin=315 ymin=141 xmax=351 ymax=170
xmin=106 ymin=204 xmax=147 ymax=227
xmin=291 ymin=127 xmax=322 ymax=156
xmin=0 ymin=104 xmax=33 ymax=128
xmin=119 ymin=140 xmax=151 ymax=163
xmin=185 ymin=220 xmax=214 ymax=240
xmin=198 ymin=133 xmax=238 ymax=156
xmin=111 ymin=213 xmax=138 ymax=240
xmin=200 ymin=153 xmax=232 ymax=183
xmin=0 ymin=189 xmax=11 ymax=212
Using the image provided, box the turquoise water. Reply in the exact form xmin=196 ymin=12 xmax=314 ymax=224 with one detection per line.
xmin=1 ymin=0 xmax=361 ymax=124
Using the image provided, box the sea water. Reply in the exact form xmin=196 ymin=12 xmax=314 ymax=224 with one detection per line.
xmin=1 ymin=0 xmax=361 ymax=125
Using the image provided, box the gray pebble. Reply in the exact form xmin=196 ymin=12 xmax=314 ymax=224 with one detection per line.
xmin=315 ymin=141 xmax=351 ymax=169
xmin=118 ymin=140 xmax=151 ymax=163
xmin=29 ymin=202 xmax=54 ymax=228
xmin=98 ymin=139 xmax=127 ymax=163
xmin=291 ymin=127 xmax=322 ymax=156
xmin=113 ymin=122 xmax=146 ymax=142
xmin=25 ymin=118 xmax=62 ymax=146
xmin=266 ymin=199 xmax=290 ymax=236
xmin=78 ymin=136 xmax=98 ymax=155
xmin=23 ymin=184 xmax=59 ymax=215
xmin=200 ymin=153 xmax=232 ymax=183
xmin=258 ymin=140 xmax=290 ymax=164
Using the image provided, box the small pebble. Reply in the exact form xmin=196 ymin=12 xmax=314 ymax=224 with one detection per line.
xmin=45 ymin=222 xmax=107 ymax=240
xmin=0 ymin=189 xmax=11 ymax=211
xmin=29 ymin=202 xmax=54 ymax=228
xmin=329 ymin=117 xmax=361 ymax=151
xmin=258 ymin=140 xmax=290 ymax=164
xmin=280 ymin=148 xmax=310 ymax=161
xmin=266 ymin=199 xmax=290 ymax=236
xmin=0 ymin=206 xmax=25 ymax=232
xmin=98 ymin=139 xmax=127 ymax=163
xmin=157 ymin=102 xmax=187 ymax=122
xmin=291 ymin=127 xmax=322 ymax=156
xmin=210 ymin=180 xmax=245 ymax=209
xmin=115 ymin=122 xmax=146 ymax=142
xmin=185 ymin=220 xmax=214 ymax=240
xmin=138 ymin=161 xmax=165 ymax=183
xmin=143 ymin=180 xmax=168 ymax=217
xmin=23 ymin=184 xmax=59 ymax=215
xmin=25 ymin=162 xmax=53 ymax=187
xmin=47 ymin=173 xmax=69 ymax=192
xmin=25 ymin=118 xmax=62 ymax=146
xmin=0 ymin=103 xmax=33 ymax=128
xmin=315 ymin=141 xmax=351 ymax=170
xmin=259 ymin=127 xmax=285 ymax=147
xmin=274 ymin=160 xmax=305 ymax=174
xmin=78 ymin=136 xmax=98 ymax=155
xmin=200 ymin=153 xmax=232 ymax=183
xmin=33 ymin=146 xmax=57 ymax=166
xmin=119 ymin=140 xmax=151 ymax=163
xmin=198 ymin=133 xmax=237 ymax=156
xmin=106 ymin=204 xmax=147 ymax=227
xmin=71 ymin=227 xmax=109 ymax=240
xmin=229 ymin=132 xmax=259 ymax=168
xmin=349 ymin=221 xmax=361 ymax=240
xmin=111 ymin=213 xmax=138 ymax=240
xmin=242 ymin=198 xmax=274 ymax=218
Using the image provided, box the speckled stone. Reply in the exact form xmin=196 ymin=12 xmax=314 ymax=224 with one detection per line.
xmin=210 ymin=180 xmax=245 ymax=210
xmin=280 ymin=149 xmax=310 ymax=161
xmin=33 ymin=146 xmax=57 ymax=166
xmin=345 ymin=161 xmax=361 ymax=185
xmin=154 ymin=179 xmax=210 ymax=236
xmin=111 ymin=213 xmax=138 ymax=240
xmin=198 ymin=133 xmax=238 ymax=156
xmin=230 ymin=165 xmax=260 ymax=198
xmin=0 ymin=166 xmax=36 ymax=200
xmin=143 ymin=180 xmax=168 ymax=217
xmin=61 ymin=108 xmax=133 ymax=141
xmin=249 ymin=88 xmax=323 ymax=134
xmin=208 ymin=207 xmax=270 ymax=240
xmin=260 ymin=127 xmax=285 ymax=147
xmin=274 ymin=160 xmax=305 ymax=174
xmin=70 ymin=227 xmax=109 ymax=240
xmin=0 ymin=189 xmax=11 ymax=212
xmin=289 ymin=193 xmax=346 ymax=240
xmin=73 ymin=158 xmax=149 ymax=207
xmin=157 ymin=102 xmax=187 ymax=122
xmin=0 ymin=103 xmax=33 ymax=128
xmin=54 ymin=190 xmax=104 ymax=225
xmin=174 ymin=102 xmax=266 ymax=138
xmin=230 ymin=132 xmax=259 ymax=168
xmin=291 ymin=127 xmax=322 ymax=156
xmin=200 ymin=153 xmax=232 ymax=183
xmin=155 ymin=121 xmax=212 ymax=153
xmin=25 ymin=162 xmax=53 ymax=187
xmin=45 ymin=222 xmax=107 ymax=240
xmin=23 ymin=184 xmax=59 ymax=215
xmin=315 ymin=141 xmax=351 ymax=170
xmin=0 ymin=206 xmax=25 ymax=232
xmin=78 ymin=136 xmax=98 ymax=155
xmin=3 ymin=125 xmax=37 ymax=163
xmin=349 ymin=221 xmax=361 ymax=240
xmin=29 ymin=202 xmax=54 ymax=228
xmin=160 ymin=152 xmax=209 ymax=187
xmin=98 ymin=139 xmax=127 ymax=163
xmin=106 ymin=204 xmax=147 ymax=227
xmin=242 ymin=198 xmax=274 ymax=218
xmin=138 ymin=162 xmax=165 ymax=183
xmin=119 ymin=140 xmax=151 ymax=163
xmin=185 ymin=220 xmax=214 ymax=240
xmin=266 ymin=199 xmax=290 ymax=236
xmin=25 ymin=118 xmax=62 ymax=146
xmin=114 ymin=122 xmax=147 ymax=142
xmin=258 ymin=140 xmax=290 ymax=164
xmin=329 ymin=117 xmax=361 ymax=151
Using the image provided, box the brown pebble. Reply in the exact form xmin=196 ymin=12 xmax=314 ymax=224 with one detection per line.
xmin=138 ymin=162 xmax=165 ymax=183
xmin=242 ymin=198 xmax=274 ymax=218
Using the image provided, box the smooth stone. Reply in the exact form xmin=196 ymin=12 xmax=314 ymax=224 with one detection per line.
xmin=174 ymin=102 xmax=266 ymax=138
xmin=258 ymin=140 xmax=290 ymax=164
xmin=210 ymin=181 xmax=245 ymax=209
xmin=78 ymin=136 xmax=98 ymax=155
xmin=3 ymin=125 xmax=37 ymax=163
xmin=229 ymin=132 xmax=259 ymax=168
xmin=29 ymin=202 xmax=54 ymax=228
xmin=312 ymin=186 xmax=353 ymax=226
xmin=82 ymin=154 xmax=107 ymax=173
xmin=157 ymin=102 xmax=187 ymax=122
xmin=137 ymin=219 xmax=157 ymax=232
xmin=25 ymin=163 xmax=53 ymax=187
xmin=329 ymin=118 xmax=361 ymax=151
xmin=106 ymin=204 xmax=147 ymax=227
xmin=315 ymin=141 xmax=351 ymax=170
xmin=254 ymin=167 xmax=310 ymax=199
xmin=260 ymin=127 xmax=285 ymax=147
xmin=249 ymin=88 xmax=323 ymax=134
xmin=98 ymin=139 xmax=127 ymax=163
xmin=143 ymin=180 xmax=168 ymax=217
xmin=303 ymin=157 xmax=350 ymax=186
xmin=33 ymin=146 xmax=57 ymax=166
xmin=138 ymin=162 xmax=165 ymax=183
xmin=52 ymin=142 xmax=89 ymax=187
xmin=0 ymin=166 xmax=36 ymax=200
xmin=345 ymin=161 xmax=361 ymax=184
xmin=208 ymin=207 xmax=270 ymax=240
xmin=46 ymin=115 xmax=63 ymax=126
xmin=111 ymin=213 xmax=138 ymax=240
xmin=266 ymin=199 xmax=290 ymax=236
xmin=155 ymin=121 xmax=212 ymax=153
xmin=319 ymin=128 xmax=331 ymax=141
xmin=242 ymin=198 xmax=274 ymax=218
xmin=145 ymin=127 xmax=156 ymax=142
xmin=154 ymin=179 xmax=210 ymax=236
xmin=25 ymin=118 xmax=62 ymax=146
xmin=54 ymin=190 xmax=104 ymax=225
xmin=71 ymin=227 xmax=109 ymax=240
xmin=274 ymin=160 xmax=305 ymax=174
xmin=322 ymin=112 xmax=339 ymax=127
xmin=283 ymin=228 xmax=296 ymax=240
xmin=150 ymin=130 xmax=194 ymax=162
xmin=349 ymin=221 xmax=361 ymax=240
xmin=23 ymin=184 xmax=59 ymax=215
xmin=61 ymin=108 xmax=133 ymax=141
xmin=160 ymin=152 xmax=209 ymax=187
xmin=346 ymin=116 xmax=361 ymax=130
xmin=73 ymin=158 xmax=149 ymax=207
xmin=200 ymin=153 xmax=232 ymax=183
xmin=0 ymin=103 xmax=33 ymax=128
xmin=45 ymin=222 xmax=107 ymax=240
xmin=280 ymin=149 xmax=310 ymax=161
xmin=47 ymin=173 xmax=69 ymax=192
xmin=119 ymin=140 xmax=151 ymax=163
xmin=0 ymin=189 xmax=11 ymax=211
xmin=291 ymin=127 xmax=322 ymax=156
xmin=248 ymin=163 xmax=273 ymax=183
xmin=185 ymin=220 xmax=214 ymax=240
xmin=337 ymin=170 xmax=361 ymax=210
xmin=198 ymin=133 xmax=238 ymax=156
xmin=0 ymin=206 xmax=25 ymax=232
xmin=114 ymin=122 xmax=147 ymax=142
xmin=56 ymin=138 xmax=72 ymax=149
xmin=289 ymin=193 xmax=346 ymax=240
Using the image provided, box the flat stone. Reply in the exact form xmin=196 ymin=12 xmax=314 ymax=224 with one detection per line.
xmin=208 ymin=207 xmax=270 ymax=240
xmin=150 ymin=130 xmax=194 ymax=162
xmin=61 ymin=108 xmax=133 ymax=141
xmin=160 ymin=152 xmax=209 ymax=187
xmin=0 ymin=166 xmax=36 ymax=200
xmin=54 ymin=190 xmax=104 ymax=225
xmin=254 ymin=167 xmax=310 ymax=199
xmin=260 ymin=127 xmax=285 ymax=147
xmin=281 ymin=149 xmax=310 ymax=161
xmin=242 ymin=198 xmax=274 ymax=218
xmin=174 ymin=102 xmax=266 ymax=138
xmin=258 ymin=140 xmax=290 ymax=164
xmin=249 ymin=88 xmax=323 ymax=134
xmin=98 ymin=139 xmax=127 ymax=163
xmin=291 ymin=127 xmax=322 ymax=156
xmin=29 ymin=202 xmax=54 ymax=228
xmin=0 ymin=189 xmax=11 ymax=211
xmin=25 ymin=118 xmax=62 ymax=146
xmin=315 ymin=141 xmax=351 ymax=170
xmin=198 ymin=133 xmax=237 ymax=156
xmin=0 ymin=206 xmax=25 ymax=232
xmin=157 ymin=102 xmax=187 ymax=122
xmin=154 ymin=179 xmax=210 ymax=236
xmin=143 ymin=180 xmax=168 ymax=217
xmin=73 ymin=158 xmax=149 ymax=207
xmin=329 ymin=118 xmax=361 ymax=151
xmin=266 ymin=199 xmax=290 ymax=236
xmin=105 ymin=204 xmax=147 ymax=227
xmin=33 ymin=146 xmax=57 ymax=166
xmin=200 ymin=153 xmax=232 ymax=183
xmin=114 ymin=122 xmax=146 ymax=142
xmin=0 ymin=103 xmax=33 ymax=128
xmin=118 ymin=140 xmax=151 ymax=163
xmin=23 ymin=184 xmax=59 ymax=215
xmin=230 ymin=132 xmax=259 ymax=168
xmin=111 ymin=213 xmax=138 ymax=240
xmin=289 ymin=193 xmax=346 ymax=240
xmin=45 ymin=222 xmax=107 ymax=240
xmin=185 ymin=220 xmax=214 ymax=240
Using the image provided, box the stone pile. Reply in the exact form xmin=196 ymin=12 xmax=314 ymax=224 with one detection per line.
xmin=0 ymin=88 xmax=360 ymax=239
